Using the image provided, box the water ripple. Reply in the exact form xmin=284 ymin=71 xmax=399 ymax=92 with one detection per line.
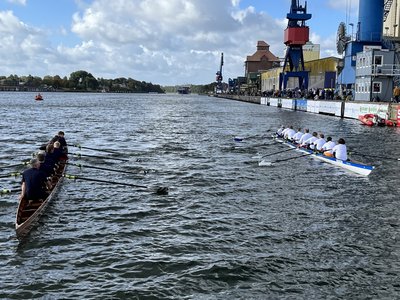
xmin=0 ymin=93 xmax=399 ymax=299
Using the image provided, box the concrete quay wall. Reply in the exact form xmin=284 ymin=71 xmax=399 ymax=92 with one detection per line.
xmin=212 ymin=94 xmax=399 ymax=122
xmin=213 ymin=94 xmax=261 ymax=104
xmin=261 ymin=97 xmax=400 ymax=122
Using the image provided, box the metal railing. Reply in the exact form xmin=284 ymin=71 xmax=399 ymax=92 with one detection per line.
xmin=371 ymin=64 xmax=400 ymax=76
xmin=384 ymin=0 xmax=394 ymax=22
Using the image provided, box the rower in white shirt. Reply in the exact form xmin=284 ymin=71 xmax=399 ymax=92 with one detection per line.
xmin=284 ymin=126 xmax=296 ymax=140
xmin=301 ymin=132 xmax=318 ymax=148
xmin=292 ymin=128 xmax=303 ymax=142
xmin=332 ymin=138 xmax=348 ymax=161
xmin=321 ymin=137 xmax=336 ymax=155
xmin=281 ymin=126 xmax=291 ymax=138
xmin=298 ymin=129 xmax=312 ymax=145
xmin=312 ymin=133 xmax=326 ymax=151
xmin=276 ymin=125 xmax=285 ymax=137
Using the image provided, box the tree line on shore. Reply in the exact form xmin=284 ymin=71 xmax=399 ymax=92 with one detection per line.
xmin=0 ymin=70 xmax=165 ymax=93
xmin=0 ymin=70 xmax=216 ymax=94
xmin=0 ymin=70 xmax=218 ymax=94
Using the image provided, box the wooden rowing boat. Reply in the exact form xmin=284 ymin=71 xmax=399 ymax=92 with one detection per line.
xmin=274 ymin=136 xmax=375 ymax=176
xmin=15 ymin=159 xmax=67 ymax=238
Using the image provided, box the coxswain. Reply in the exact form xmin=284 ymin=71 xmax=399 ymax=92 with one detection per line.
xmin=312 ymin=133 xmax=326 ymax=152
xmin=332 ymin=138 xmax=348 ymax=161
xmin=20 ymin=158 xmax=51 ymax=203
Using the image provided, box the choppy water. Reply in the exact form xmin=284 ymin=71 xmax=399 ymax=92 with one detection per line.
xmin=0 ymin=92 xmax=399 ymax=299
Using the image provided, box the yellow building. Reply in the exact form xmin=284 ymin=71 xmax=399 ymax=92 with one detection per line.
xmin=261 ymin=57 xmax=339 ymax=92
xmin=303 ymin=42 xmax=320 ymax=62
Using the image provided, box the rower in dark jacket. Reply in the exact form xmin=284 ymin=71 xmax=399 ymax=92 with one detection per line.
xmin=50 ymin=131 xmax=68 ymax=153
xmin=20 ymin=158 xmax=51 ymax=202
xmin=52 ymin=141 xmax=63 ymax=162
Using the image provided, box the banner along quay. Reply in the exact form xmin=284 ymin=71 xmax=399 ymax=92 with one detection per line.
xmin=213 ymin=94 xmax=400 ymax=124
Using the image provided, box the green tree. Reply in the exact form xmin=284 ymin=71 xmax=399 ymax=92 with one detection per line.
xmin=69 ymin=70 xmax=98 ymax=90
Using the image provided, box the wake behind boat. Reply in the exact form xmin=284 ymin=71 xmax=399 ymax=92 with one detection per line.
xmin=273 ymin=136 xmax=374 ymax=176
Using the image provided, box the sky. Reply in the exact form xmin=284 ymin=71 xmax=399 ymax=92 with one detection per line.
xmin=0 ymin=0 xmax=359 ymax=86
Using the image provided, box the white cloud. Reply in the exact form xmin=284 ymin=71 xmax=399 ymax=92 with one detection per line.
xmin=68 ymin=0 xmax=287 ymax=84
xmin=0 ymin=0 xmax=293 ymax=85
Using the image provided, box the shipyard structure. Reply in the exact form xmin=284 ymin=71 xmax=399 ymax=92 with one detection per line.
xmin=220 ymin=0 xmax=400 ymax=124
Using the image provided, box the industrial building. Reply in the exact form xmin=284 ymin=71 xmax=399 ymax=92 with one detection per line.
xmin=216 ymin=0 xmax=400 ymax=125
xmin=261 ymin=56 xmax=339 ymax=93
xmin=383 ymin=0 xmax=400 ymax=38
xmin=234 ymin=41 xmax=280 ymax=95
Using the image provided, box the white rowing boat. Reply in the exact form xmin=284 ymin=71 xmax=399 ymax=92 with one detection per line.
xmin=274 ymin=137 xmax=375 ymax=176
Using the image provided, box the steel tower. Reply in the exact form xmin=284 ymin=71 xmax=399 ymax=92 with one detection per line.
xmin=279 ymin=0 xmax=312 ymax=91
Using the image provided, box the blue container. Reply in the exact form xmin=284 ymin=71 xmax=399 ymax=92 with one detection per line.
xmin=358 ymin=0 xmax=383 ymax=42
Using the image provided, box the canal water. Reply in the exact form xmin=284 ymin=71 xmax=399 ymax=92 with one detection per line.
xmin=0 ymin=92 xmax=399 ymax=299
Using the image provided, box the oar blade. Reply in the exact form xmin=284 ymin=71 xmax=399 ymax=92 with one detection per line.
xmin=155 ymin=187 xmax=169 ymax=195
xmin=63 ymin=174 xmax=168 ymax=195
xmin=258 ymin=160 xmax=273 ymax=167
xmin=1 ymin=188 xmax=22 ymax=195
xmin=70 ymin=144 xmax=123 ymax=154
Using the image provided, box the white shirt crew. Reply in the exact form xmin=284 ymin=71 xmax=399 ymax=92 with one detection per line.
xmin=299 ymin=133 xmax=312 ymax=145
xmin=313 ymin=138 xmax=326 ymax=151
xmin=303 ymin=136 xmax=318 ymax=148
xmin=332 ymin=144 xmax=347 ymax=160
xmin=292 ymin=131 xmax=303 ymax=142
xmin=284 ymin=128 xmax=296 ymax=140
xmin=322 ymin=141 xmax=336 ymax=151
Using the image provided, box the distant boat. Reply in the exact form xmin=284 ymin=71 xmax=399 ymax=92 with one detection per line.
xmin=177 ymin=86 xmax=190 ymax=94
xmin=35 ymin=94 xmax=43 ymax=101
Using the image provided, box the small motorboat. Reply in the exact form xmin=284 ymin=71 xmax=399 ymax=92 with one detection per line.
xmin=358 ymin=113 xmax=395 ymax=127
xmin=35 ymin=94 xmax=43 ymax=101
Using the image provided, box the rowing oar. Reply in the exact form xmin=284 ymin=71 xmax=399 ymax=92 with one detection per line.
xmin=259 ymin=153 xmax=313 ymax=166
xmin=0 ymin=161 xmax=30 ymax=170
xmin=1 ymin=188 xmax=22 ymax=195
xmin=63 ymin=174 xmax=169 ymax=195
xmin=0 ymin=172 xmax=22 ymax=179
xmin=349 ymin=151 xmax=400 ymax=161
xmin=69 ymin=152 xmax=129 ymax=162
xmin=67 ymin=162 xmax=149 ymax=175
xmin=69 ymin=144 xmax=123 ymax=155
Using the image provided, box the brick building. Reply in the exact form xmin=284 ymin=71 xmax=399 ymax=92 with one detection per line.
xmin=244 ymin=41 xmax=280 ymax=76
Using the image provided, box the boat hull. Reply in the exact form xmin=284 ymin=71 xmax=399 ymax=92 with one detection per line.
xmin=358 ymin=113 xmax=396 ymax=127
xmin=15 ymin=162 xmax=66 ymax=238
xmin=275 ymin=137 xmax=374 ymax=176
